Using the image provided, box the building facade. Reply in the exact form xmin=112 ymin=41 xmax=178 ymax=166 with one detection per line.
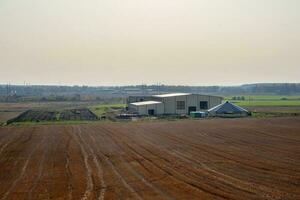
xmin=129 ymin=101 xmax=164 ymax=115
xmin=128 ymin=93 xmax=223 ymax=115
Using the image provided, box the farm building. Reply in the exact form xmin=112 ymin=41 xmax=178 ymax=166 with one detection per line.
xmin=129 ymin=101 xmax=164 ymax=115
xmin=128 ymin=93 xmax=223 ymax=115
xmin=208 ymin=101 xmax=249 ymax=117
xmin=127 ymin=95 xmax=153 ymax=104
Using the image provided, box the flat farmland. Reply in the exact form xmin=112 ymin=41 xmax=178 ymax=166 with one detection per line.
xmin=0 ymin=118 xmax=300 ymax=200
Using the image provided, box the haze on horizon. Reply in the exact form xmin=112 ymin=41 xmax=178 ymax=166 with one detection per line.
xmin=0 ymin=0 xmax=299 ymax=86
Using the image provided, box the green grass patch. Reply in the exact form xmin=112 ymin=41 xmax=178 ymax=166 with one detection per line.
xmin=88 ymin=104 xmax=125 ymax=117
xmin=251 ymin=112 xmax=300 ymax=118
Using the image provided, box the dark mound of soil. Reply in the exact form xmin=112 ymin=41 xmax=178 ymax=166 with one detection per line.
xmin=7 ymin=108 xmax=98 ymax=124
xmin=60 ymin=108 xmax=98 ymax=121
xmin=7 ymin=110 xmax=57 ymax=124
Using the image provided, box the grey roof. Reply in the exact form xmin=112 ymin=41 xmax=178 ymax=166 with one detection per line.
xmin=208 ymin=101 xmax=248 ymax=114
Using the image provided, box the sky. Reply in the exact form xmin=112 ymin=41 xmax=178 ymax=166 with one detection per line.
xmin=0 ymin=0 xmax=299 ymax=86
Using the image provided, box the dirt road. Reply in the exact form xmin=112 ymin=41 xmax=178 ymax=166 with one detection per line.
xmin=0 ymin=117 xmax=299 ymax=199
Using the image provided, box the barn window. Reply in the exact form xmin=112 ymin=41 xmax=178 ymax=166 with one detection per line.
xmin=200 ymin=101 xmax=208 ymax=109
xmin=176 ymin=101 xmax=185 ymax=110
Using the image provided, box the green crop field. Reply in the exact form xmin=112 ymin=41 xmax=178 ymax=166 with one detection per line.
xmin=233 ymin=100 xmax=300 ymax=107
xmin=225 ymin=95 xmax=300 ymax=107
xmin=224 ymin=95 xmax=300 ymax=118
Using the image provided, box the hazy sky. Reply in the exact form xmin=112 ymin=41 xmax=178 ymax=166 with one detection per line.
xmin=0 ymin=0 xmax=299 ymax=86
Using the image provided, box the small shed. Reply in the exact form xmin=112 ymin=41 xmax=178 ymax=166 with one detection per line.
xmin=129 ymin=101 xmax=164 ymax=115
xmin=208 ymin=101 xmax=250 ymax=117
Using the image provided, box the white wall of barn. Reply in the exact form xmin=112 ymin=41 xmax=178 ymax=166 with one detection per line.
xmin=129 ymin=94 xmax=222 ymax=115
xmin=162 ymin=95 xmax=222 ymax=114
xmin=135 ymin=103 xmax=164 ymax=115
xmin=162 ymin=97 xmax=176 ymax=114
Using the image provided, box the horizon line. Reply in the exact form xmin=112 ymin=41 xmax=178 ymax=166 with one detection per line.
xmin=0 ymin=82 xmax=299 ymax=88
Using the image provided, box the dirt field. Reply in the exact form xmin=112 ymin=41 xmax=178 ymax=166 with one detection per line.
xmin=0 ymin=118 xmax=299 ymax=200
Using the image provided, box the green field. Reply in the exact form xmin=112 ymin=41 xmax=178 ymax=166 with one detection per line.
xmin=225 ymin=95 xmax=300 ymax=107
xmin=224 ymin=95 xmax=300 ymax=117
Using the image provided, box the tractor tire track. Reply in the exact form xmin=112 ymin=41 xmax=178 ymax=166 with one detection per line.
xmin=27 ymin=127 xmax=51 ymax=200
xmin=0 ymin=129 xmax=26 ymax=158
xmin=103 ymin=155 xmax=143 ymax=200
xmin=64 ymin=128 xmax=73 ymax=200
xmin=76 ymin=126 xmax=106 ymax=200
xmin=84 ymin=127 xmax=143 ymax=200
xmin=98 ymin=126 xmax=175 ymax=200
xmin=71 ymin=126 xmax=94 ymax=200
xmin=121 ymin=125 xmax=249 ymax=199
xmin=120 ymin=136 xmax=230 ymax=200
xmin=137 ymin=127 xmax=282 ymax=198
xmin=1 ymin=129 xmax=45 ymax=200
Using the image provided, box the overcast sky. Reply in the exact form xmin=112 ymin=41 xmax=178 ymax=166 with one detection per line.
xmin=0 ymin=0 xmax=299 ymax=86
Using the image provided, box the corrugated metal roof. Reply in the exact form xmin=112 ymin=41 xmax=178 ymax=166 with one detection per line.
xmin=130 ymin=101 xmax=162 ymax=106
xmin=153 ymin=93 xmax=191 ymax=98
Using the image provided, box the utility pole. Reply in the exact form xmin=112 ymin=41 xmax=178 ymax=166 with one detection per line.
xmin=158 ymin=82 xmax=161 ymax=94
xmin=142 ymin=83 xmax=145 ymax=95
xmin=6 ymin=83 xmax=11 ymax=102
xmin=6 ymin=84 xmax=8 ymax=102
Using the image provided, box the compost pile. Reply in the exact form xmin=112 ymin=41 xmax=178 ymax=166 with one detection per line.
xmin=60 ymin=108 xmax=98 ymax=121
xmin=7 ymin=108 xmax=98 ymax=124
xmin=7 ymin=110 xmax=57 ymax=124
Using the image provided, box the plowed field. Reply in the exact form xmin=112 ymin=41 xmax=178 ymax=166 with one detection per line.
xmin=0 ymin=117 xmax=299 ymax=200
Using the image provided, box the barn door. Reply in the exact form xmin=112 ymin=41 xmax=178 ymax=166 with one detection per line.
xmin=148 ymin=109 xmax=155 ymax=115
xmin=188 ymin=106 xmax=196 ymax=114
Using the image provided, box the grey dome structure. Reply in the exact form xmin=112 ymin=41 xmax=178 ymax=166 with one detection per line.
xmin=208 ymin=101 xmax=250 ymax=117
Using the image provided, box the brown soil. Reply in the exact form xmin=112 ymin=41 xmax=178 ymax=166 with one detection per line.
xmin=0 ymin=117 xmax=299 ymax=200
